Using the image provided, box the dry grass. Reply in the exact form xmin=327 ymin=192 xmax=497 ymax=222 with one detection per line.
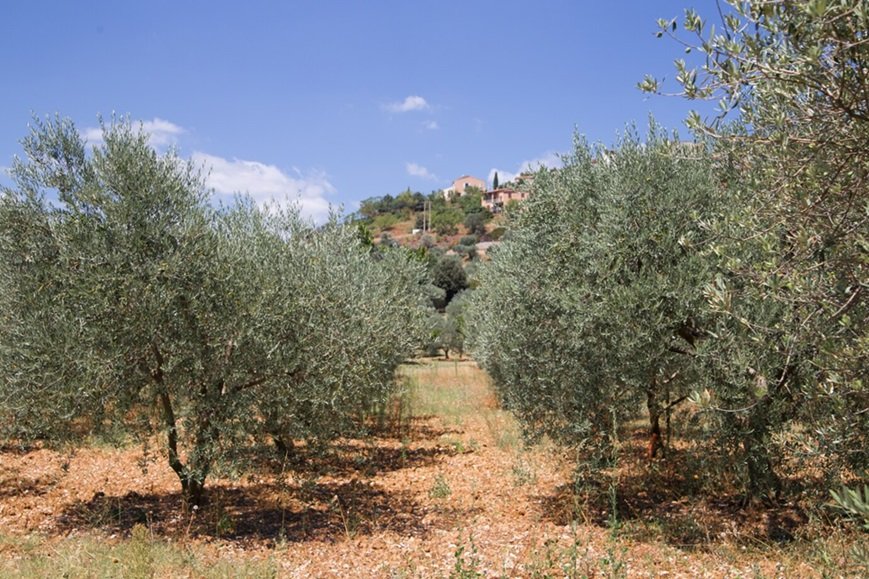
xmin=0 ymin=359 xmax=864 ymax=577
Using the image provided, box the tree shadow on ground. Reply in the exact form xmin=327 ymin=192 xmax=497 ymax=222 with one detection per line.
xmin=52 ymin=415 xmax=466 ymax=545
xmin=364 ymin=413 xmax=466 ymax=444
xmin=0 ymin=441 xmax=44 ymax=455
xmin=285 ymin=442 xmax=458 ymax=479
xmin=250 ymin=415 xmax=460 ymax=480
xmin=55 ymin=478 xmax=430 ymax=546
xmin=536 ymin=439 xmax=809 ymax=549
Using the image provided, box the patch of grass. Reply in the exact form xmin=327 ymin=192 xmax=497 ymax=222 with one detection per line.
xmin=0 ymin=527 xmax=279 ymax=578
xmin=402 ymin=360 xmax=526 ymax=454
xmin=329 ymin=494 xmax=363 ymax=540
xmin=483 ymin=409 xmax=523 ymax=451
xmin=450 ymin=531 xmax=482 ymax=578
xmin=522 ymin=525 xmax=596 ymax=579
xmin=511 ymin=458 xmax=538 ymax=487
xmin=401 ymin=360 xmax=492 ymax=426
xmin=430 ymin=472 xmax=452 ymax=499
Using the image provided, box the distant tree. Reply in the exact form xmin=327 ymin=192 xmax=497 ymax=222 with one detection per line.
xmin=420 ymin=234 xmax=436 ymax=249
xmin=394 ymin=188 xmax=417 ymax=217
xmin=358 ymin=198 xmax=382 ymax=220
xmin=379 ymin=232 xmax=398 ymax=248
xmin=493 ymin=172 xmax=499 ymax=190
xmin=457 ymin=189 xmax=485 ymax=215
xmin=380 ymin=194 xmax=395 ymax=213
xmin=425 ymin=291 xmax=469 ymax=359
xmin=431 ymin=254 xmax=468 ymax=308
xmin=443 ymin=290 xmax=470 ymax=358
xmin=356 ymin=223 xmax=374 ymax=249
xmin=452 ymin=244 xmax=477 ymax=262
xmin=427 ymin=191 xmax=447 ymax=210
xmin=412 ymin=191 xmax=426 ymax=212
xmin=464 ymin=212 xmax=490 ymax=237
xmin=424 ymin=313 xmax=448 ymax=358
xmin=372 ymin=213 xmax=399 ymax=231
xmin=431 ymin=207 xmax=463 ymax=236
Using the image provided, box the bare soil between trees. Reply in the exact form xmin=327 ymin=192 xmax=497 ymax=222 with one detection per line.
xmin=0 ymin=360 xmax=862 ymax=577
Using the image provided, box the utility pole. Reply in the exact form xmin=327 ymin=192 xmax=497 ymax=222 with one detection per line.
xmin=423 ymin=199 xmax=431 ymax=233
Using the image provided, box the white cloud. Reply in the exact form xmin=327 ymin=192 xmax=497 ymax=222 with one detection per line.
xmin=83 ymin=117 xmax=185 ymax=149
xmin=384 ymin=95 xmax=430 ymax=113
xmin=488 ymin=151 xmax=563 ymax=188
xmin=193 ymin=152 xmax=335 ymax=222
xmin=82 ymin=127 xmax=104 ymax=145
xmin=519 ymin=151 xmax=563 ymax=173
xmin=406 ymin=162 xmax=438 ymax=181
xmin=139 ymin=118 xmax=185 ymax=147
xmin=422 ymin=120 xmax=439 ymax=130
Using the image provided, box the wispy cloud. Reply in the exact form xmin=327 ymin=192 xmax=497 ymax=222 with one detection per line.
xmin=488 ymin=151 xmax=563 ymax=187
xmin=83 ymin=117 xmax=185 ymax=148
xmin=193 ymin=152 xmax=335 ymax=222
xmin=406 ymin=162 xmax=438 ymax=181
xmin=384 ymin=95 xmax=430 ymax=113
xmin=422 ymin=120 xmax=439 ymax=130
xmin=519 ymin=152 xmax=563 ymax=173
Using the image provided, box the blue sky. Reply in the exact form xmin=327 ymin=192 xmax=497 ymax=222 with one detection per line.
xmin=1 ymin=1 xmax=720 ymax=220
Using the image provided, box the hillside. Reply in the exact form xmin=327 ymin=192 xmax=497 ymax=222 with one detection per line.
xmin=351 ymin=188 xmax=509 ymax=255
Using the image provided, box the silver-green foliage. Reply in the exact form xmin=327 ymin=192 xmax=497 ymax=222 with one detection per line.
xmin=646 ymin=0 xmax=868 ymax=490
xmin=0 ymin=116 xmax=429 ymax=503
xmin=468 ymin=125 xmax=722 ymax=451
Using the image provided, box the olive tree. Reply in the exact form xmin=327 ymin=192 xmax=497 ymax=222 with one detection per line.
xmin=430 ymin=254 xmax=468 ymax=308
xmin=467 ymin=126 xmax=724 ymax=459
xmin=0 ymin=117 xmax=429 ymax=505
xmin=643 ymin=0 xmax=868 ymax=494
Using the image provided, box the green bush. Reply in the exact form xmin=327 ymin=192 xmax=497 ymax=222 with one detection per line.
xmin=372 ymin=212 xmax=400 ymax=231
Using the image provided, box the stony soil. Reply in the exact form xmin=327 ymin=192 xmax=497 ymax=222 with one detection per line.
xmin=0 ymin=360 xmax=860 ymax=577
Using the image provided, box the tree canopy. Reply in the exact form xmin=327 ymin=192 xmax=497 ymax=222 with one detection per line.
xmin=468 ymin=125 xmax=723 ymax=458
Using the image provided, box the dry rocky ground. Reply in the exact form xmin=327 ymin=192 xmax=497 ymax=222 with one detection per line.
xmin=0 ymin=360 xmax=864 ymax=577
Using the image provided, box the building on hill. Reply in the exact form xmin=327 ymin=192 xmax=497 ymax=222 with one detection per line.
xmin=443 ymin=175 xmax=486 ymax=199
xmin=514 ymin=172 xmax=535 ymax=187
xmin=482 ymin=188 xmax=529 ymax=212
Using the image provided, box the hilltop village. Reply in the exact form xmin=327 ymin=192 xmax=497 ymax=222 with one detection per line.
xmin=352 ymin=172 xmax=536 ymax=254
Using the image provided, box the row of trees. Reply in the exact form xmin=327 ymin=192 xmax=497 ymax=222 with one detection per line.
xmin=470 ymin=1 xmax=866 ymax=500
xmin=0 ymin=118 xmax=431 ymax=505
